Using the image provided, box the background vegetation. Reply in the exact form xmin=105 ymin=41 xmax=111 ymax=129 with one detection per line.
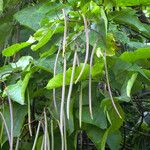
xmin=0 ymin=0 xmax=150 ymax=149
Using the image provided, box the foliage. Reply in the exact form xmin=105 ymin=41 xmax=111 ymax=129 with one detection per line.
xmin=0 ymin=0 xmax=150 ymax=149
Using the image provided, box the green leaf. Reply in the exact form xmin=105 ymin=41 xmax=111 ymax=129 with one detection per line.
xmin=46 ymin=64 xmax=90 ymax=90
xmin=109 ymin=9 xmax=150 ymax=38
xmin=31 ymin=24 xmax=59 ymax=51
xmin=46 ymin=62 xmax=104 ymax=89
xmin=101 ymin=128 xmax=110 ymax=150
xmin=4 ymin=73 xmax=31 ymax=105
xmin=120 ymin=47 xmax=150 ymax=63
xmin=2 ymin=42 xmax=30 ymax=56
xmin=0 ymin=0 xmax=3 ymax=13
xmin=2 ymin=36 xmax=35 ymax=56
xmin=101 ymin=99 xmax=124 ymax=132
xmin=76 ymin=106 xmax=107 ymax=129
xmin=107 ymin=130 xmax=122 ymax=150
xmin=126 ymin=73 xmax=138 ymax=97
xmin=0 ymin=65 xmax=13 ymax=80
xmin=116 ymin=0 xmax=150 ymax=6
xmin=14 ymin=2 xmax=64 ymax=31
xmin=1 ymin=104 xmax=27 ymax=145
xmin=14 ymin=3 xmax=50 ymax=30
xmin=11 ymin=56 xmax=33 ymax=70
xmin=34 ymin=56 xmax=62 ymax=73
xmin=85 ymin=125 xmax=105 ymax=146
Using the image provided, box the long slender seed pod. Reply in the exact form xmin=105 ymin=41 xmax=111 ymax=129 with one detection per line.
xmin=75 ymin=14 xmax=89 ymax=84
xmin=62 ymin=9 xmax=67 ymax=57
xmin=104 ymin=50 xmax=122 ymax=118
xmin=51 ymin=120 xmax=54 ymax=150
xmin=44 ymin=115 xmax=47 ymax=150
xmin=7 ymin=91 xmax=13 ymax=150
xmin=60 ymin=8 xmax=67 ymax=150
xmin=0 ymin=121 xmax=4 ymax=143
xmin=66 ymin=51 xmax=77 ymax=119
xmin=53 ymin=43 xmax=62 ymax=112
xmin=0 ymin=112 xmax=11 ymax=145
xmin=89 ymin=43 xmax=97 ymax=119
xmin=79 ymin=84 xmax=83 ymax=128
xmin=15 ymin=137 xmax=20 ymax=150
xmin=60 ymin=57 xmax=66 ymax=150
xmin=32 ymin=121 xmax=41 ymax=150
xmin=44 ymin=109 xmax=50 ymax=150
xmin=27 ymin=89 xmax=32 ymax=136
xmin=41 ymin=135 xmax=44 ymax=150
xmin=63 ymin=115 xmax=67 ymax=150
